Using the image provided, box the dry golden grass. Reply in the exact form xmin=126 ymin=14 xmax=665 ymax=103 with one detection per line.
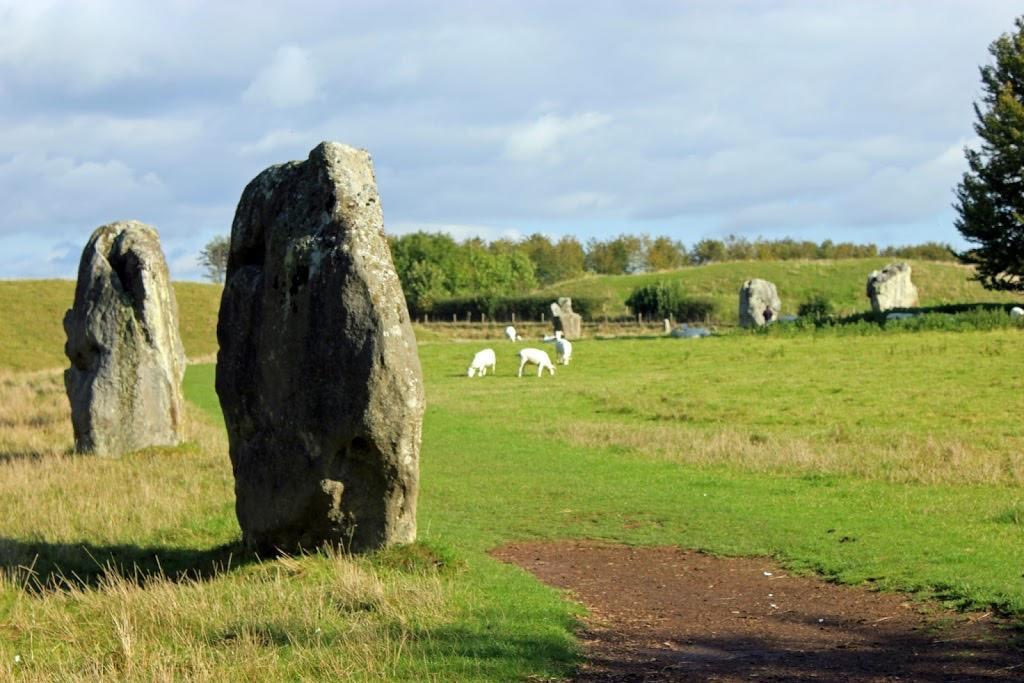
xmin=554 ymin=419 xmax=1024 ymax=486
xmin=0 ymin=371 xmax=232 ymax=554
xmin=0 ymin=369 xmax=72 ymax=463
xmin=0 ymin=547 xmax=447 ymax=681
xmin=0 ymin=369 xmax=453 ymax=681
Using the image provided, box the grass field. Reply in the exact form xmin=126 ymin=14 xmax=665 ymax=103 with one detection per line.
xmin=1 ymin=325 xmax=1023 ymax=679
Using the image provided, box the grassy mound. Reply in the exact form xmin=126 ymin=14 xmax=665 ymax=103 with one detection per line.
xmin=537 ymin=259 xmax=1023 ymax=321
xmin=0 ymin=280 xmax=222 ymax=371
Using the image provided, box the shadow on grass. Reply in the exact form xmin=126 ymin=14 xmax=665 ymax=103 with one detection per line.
xmin=0 ymin=537 xmax=259 ymax=592
xmin=578 ymin=613 xmax=1024 ymax=682
xmin=406 ymin=624 xmax=579 ymax=681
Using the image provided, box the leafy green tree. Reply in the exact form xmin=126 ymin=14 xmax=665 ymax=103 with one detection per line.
xmin=690 ymin=239 xmax=726 ymax=265
xmin=198 ymin=235 xmax=230 ymax=283
xmin=521 ymin=233 xmax=560 ymax=285
xmin=552 ymin=236 xmax=585 ymax=281
xmin=646 ymin=236 xmax=687 ymax=270
xmin=954 ymin=16 xmax=1024 ymax=290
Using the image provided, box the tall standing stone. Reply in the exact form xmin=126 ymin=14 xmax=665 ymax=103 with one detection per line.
xmin=63 ymin=220 xmax=186 ymax=456
xmin=216 ymin=142 xmax=424 ymax=554
xmin=738 ymin=279 xmax=782 ymax=328
xmin=866 ymin=262 xmax=919 ymax=312
xmin=551 ymin=297 xmax=582 ymax=339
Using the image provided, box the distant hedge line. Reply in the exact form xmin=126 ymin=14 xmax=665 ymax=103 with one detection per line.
xmin=624 ymin=281 xmax=717 ymax=322
xmin=759 ymin=303 xmax=1024 ymax=335
xmin=413 ymin=295 xmax=604 ymax=321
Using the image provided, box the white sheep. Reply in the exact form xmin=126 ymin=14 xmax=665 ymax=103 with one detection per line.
xmin=555 ymin=337 xmax=572 ymax=365
xmin=1011 ymin=306 xmax=1024 ymax=320
xmin=467 ymin=348 xmax=497 ymax=377
xmin=517 ymin=348 xmax=555 ymax=377
xmin=505 ymin=325 xmax=522 ymax=341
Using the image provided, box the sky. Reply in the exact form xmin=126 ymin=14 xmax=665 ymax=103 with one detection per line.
xmin=0 ymin=1 xmax=1020 ymax=281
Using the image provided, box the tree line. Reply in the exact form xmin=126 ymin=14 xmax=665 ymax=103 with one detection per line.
xmin=387 ymin=232 xmax=954 ymax=314
xmin=199 ymin=230 xmax=955 ymax=313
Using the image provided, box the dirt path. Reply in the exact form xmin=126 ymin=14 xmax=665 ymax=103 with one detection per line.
xmin=491 ymin=541 xmax=1024 ymax=682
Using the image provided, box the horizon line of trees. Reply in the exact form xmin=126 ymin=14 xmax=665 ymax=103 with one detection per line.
xmin=387 ymin=231 xmax=953 ymax=314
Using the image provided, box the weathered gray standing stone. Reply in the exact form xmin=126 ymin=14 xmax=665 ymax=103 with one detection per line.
xmin=866 ymin=262 xmax=919 ymax=312
xmin=63 ymin=220 xmax=186 ymax=456
xmin=738 ymin=279 xmax=782 ymax=328
xmin=551 ymin=297 xmax=582 ymax=339
xmin=216 ymin=142 xmax=424 ymax=554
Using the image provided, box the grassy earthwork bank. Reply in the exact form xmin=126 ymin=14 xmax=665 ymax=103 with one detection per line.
xmin=539 ymin=258 xmax=1022 ymax=320
xmin=0 ymin=280 xmax=221 ymax=371
xmin=1 ymin=318 xmax=1024 ymax=678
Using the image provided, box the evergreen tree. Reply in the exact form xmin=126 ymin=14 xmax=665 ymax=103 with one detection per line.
xmin=954 ymin=16 xmax=1024 ymax=291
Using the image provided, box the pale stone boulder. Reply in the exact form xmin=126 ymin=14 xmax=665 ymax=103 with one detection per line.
xmin=216 ymin=142 xmax=424 ymax=554
xmin=866 ymin=262 xmax=918 ymax=312
xmin=738 ymin=279 xmax=782 ymax=328
xmin=551 ymin=297 xmax=582 ymax=339
xmin=63 ymin=220 xmax=186 ymax=456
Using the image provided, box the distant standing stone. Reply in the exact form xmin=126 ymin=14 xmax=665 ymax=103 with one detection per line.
xmin=216 ymin=142 xmax=424 ymax=554
xmin=866 ymin=263 xmax=919 ymax=312
xmin=63 ymin=220 xmax=186 ymax=456
xmin=551 ymin=297 xmax=583 ymax=339
xmin=738 ymin=279 xmax=782 ymax=328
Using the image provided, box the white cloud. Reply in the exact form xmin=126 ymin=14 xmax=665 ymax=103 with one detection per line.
xmin=546 ymin=191 xmax=614 ymax=215
xmin=0 ymin=153 xmax=168 ymax=235
xmin=242 ymin=45 xmax=320 ymax=109
xmin=503 ymin=112 xmax=612 ymax=163
xmin=239 ymin=129 xmax=308 ymax=157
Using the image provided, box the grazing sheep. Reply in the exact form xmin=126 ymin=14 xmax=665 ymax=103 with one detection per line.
xmin=505 ymin=325 xmax=522 ymax=341
xmin=467 ymin=348 xmax=497 ymax=377
xmin=1011 ymin=306 xmax=1024 ymax=320
xmin=517 ymin=348 xmax=555 ymax=377
xmin=555 ymin=337 xmax=572 ymax=365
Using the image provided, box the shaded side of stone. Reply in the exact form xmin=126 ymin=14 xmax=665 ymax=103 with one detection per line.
xmin=738 ymin=279 xmax=782 ymax=328
xmin=63 ymin=220 xmax=186 ymax=456
xmin=216 ymin=141 xmax=424 ymax=555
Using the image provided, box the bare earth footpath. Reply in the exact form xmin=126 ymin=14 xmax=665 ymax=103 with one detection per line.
xmin=492 ymin=541 xmax=1024 ymax=682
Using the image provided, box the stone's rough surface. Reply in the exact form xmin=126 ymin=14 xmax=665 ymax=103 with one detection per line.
xmin=866 ymin=262 xmax=919 ymax=312
xmin=216 ymin=142 xmax=424 ymax=555
xmin=738 ymin=279 xmax=782 ymax=328
xmin=551 ymin=297 xmax=583 ymax=339
xmin=63 ymin=220 xmax=186 ymax=456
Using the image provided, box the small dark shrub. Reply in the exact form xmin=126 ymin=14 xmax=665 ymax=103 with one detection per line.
xmin=798 ymin=294 xmax=834 ymax=322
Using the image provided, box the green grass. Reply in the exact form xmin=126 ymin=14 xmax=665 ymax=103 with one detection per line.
xmin=539 ymin=259 xmax=1024 ymax=321
xmin=0 ymin=280 xmax=222 ymax=371
xmin=3 ymin=284 xmax=1024 ymax=678
xmin=58 ymin=329 xmax=1017 ymax=679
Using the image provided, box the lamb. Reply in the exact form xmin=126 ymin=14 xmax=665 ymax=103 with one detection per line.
xmin=1011 ymin=306 xmax=1024 ymax=320
xmin=505 ymin=325 xmax=522 ymax=341
xmin=517 ymin=348 xmax=555 ymax=377
xmin=554 ymin=337 xmax=572 ymax=365
xmin=466 ymin=348 xmax=497 ymax=377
